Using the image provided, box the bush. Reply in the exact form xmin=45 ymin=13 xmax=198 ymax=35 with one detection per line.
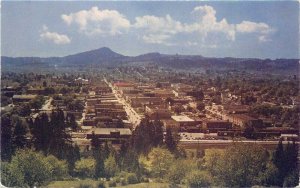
xmin=126 ymin=173 xmax=139 ymax=184
xmin=120 ymin=178 xmax=127 ymax=186
xmin=185 ymin=170 xmax=212 ymax=187
xmin=45 ymin=155 xmax=69 ymax=180
xmin=2 ymin=150 xmax=52 ymax=187
xmin=75 ymin=158 xmax=96 ymax=178
xmin=97 ymin=180 xmax=106 ymax=188
xmin=108 ymin=180 xmax=117 ymax=187
xmin=79 ymin=184 xmax=92 ymax=188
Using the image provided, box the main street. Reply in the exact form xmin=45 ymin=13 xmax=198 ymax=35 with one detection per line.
xmin=104 ymin=78 xmax=142 ymax=129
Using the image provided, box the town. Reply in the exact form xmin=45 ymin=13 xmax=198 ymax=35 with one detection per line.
xmin=1 ymin=1 xmax=299 ymax=187
xmin=1 ymin=65 xmax=299 ymax=187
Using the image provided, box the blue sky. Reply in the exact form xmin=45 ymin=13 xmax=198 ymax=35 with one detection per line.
xmin=1 ymin=1 xmax=299 ymax=59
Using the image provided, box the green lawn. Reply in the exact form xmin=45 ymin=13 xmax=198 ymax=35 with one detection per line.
xmin=47 ymin=180 xmax=181 ymax=188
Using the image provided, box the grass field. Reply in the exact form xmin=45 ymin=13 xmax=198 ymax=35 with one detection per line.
xmin=46 ymin=180 xmax=179 ymax=188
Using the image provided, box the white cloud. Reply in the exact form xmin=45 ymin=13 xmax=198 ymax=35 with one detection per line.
xmin=142 ymin=34 xmax=173 ymax=45
xmin=58 ymin=5 xmax=275 ymax=46
xmin=40 ymin=26 xmax=71 ymax=45
xmin=134 ymin=14 xmax=184 ymax=45
xmin=236 ymin=21 xmax=274 ymax=34
xmin=189 ymin=5 xmax=236 ymax=41
xmin=61 ymin=6 xmax=130 ymax=36
xmin=258 ymin=35 xmax=272 ymax=42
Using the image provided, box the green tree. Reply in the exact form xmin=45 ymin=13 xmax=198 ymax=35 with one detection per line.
xmin=196 ymin=102 xmax=205 ymax=111
xmin=91 ymin=133 xmax=105 ymax=178
xmin=147 ymin=147 xmax=174 ymax=178
xmin=45 ymin=155 xmax=69 ymax=180
xmin=31 ymin=113 xmax=50 ymax=154
xmin=1 ymin=113 xmax=14 ymax=161
xmin=2 ymin=150 xmax=52 ymax=187
xmin=185 ymin=170 xmax=212 ymax=187
xmin=104 ymin=154 xmax=119 ymax=178
xmin=167 ymin=159 xmax=198 ymax=184
xmin=12 ymin=115 xmax=28 ymax=149
xmin=75 ymin=158 xmax=96 ymax=178
xmin=215 ymin=143 xmax=272 ymax=187
xmin=165 ymin=127 xmax=177 ymax=152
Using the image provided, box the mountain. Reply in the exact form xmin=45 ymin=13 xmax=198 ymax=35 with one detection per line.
xmin=2 ymin=47 xmax=299 ymax=74
xmin=62 ymin=47 xmax=125 ymax=65
xmin=2 ymin=47 xmax=125 ymax=67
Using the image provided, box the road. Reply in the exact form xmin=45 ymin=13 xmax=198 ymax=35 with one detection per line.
xmin=104 ymin=78 xmax=141 ymax=128
xmin=31 ymin=97 xmax=53 ymax=119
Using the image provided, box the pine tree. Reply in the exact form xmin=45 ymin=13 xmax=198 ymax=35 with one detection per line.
xmin=48 ymin=109 xmax=72 ymax=159
xmin=12 ymin=115 xmax=28 ymax=149
xmin=152 ymin=119 xmax=164 ymax=147
xmin=91 ymin=132 xmax=105 ymax=178
xmin=103 ymin=141 xmax=110 ymax=160
xmin=65 ymin=143 xmax=81 ymax=175
xmin=272 ymin=139 xmax=286 ymax=186
xmin=31 ymin=113 xmax=50 ymax=154
xmin=165 ymin=127 xmax=177 ymax=152
xmin=1 ymin=113 xmax=14 ymax=161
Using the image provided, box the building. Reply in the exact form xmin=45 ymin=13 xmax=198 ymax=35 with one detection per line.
xmin=12 ymin=94 xmax=37 ymax=104
xmin=86 ymin=128 xmax=132 ymax=144
xmin=171 ymin=115 xmax=200 ymax=129
xmin=202 ymin=120 xmax=233 ymax=133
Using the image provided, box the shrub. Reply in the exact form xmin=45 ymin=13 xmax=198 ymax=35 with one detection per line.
xmin=75 ymin=158 xmax=96 ymax=178
xmin=97 ymin=180 xmax=106 ymax=188
xmin=108 ymin=180 xmax=117 ymax=187
xmin=2 ymin=150 xmax=52 ymax=187
xmin=79 ymin=184 xmax=92 ymax=188
xmin=185 ymin=170 xmax=212 ymax=187
xmin=126 ymin=173 xmax=139 ymax=184
xmin=45 ymin=155 xmax=69 ymax=180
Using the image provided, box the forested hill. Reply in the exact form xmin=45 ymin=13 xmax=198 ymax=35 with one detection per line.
xmin=2 ymin=47 xmax=298 ymax=74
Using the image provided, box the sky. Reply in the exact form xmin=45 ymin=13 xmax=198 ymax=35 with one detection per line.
xmin=1 ymin=1 xmax=299 ymax=59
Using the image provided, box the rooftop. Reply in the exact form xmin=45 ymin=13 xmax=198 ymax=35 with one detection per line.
xmin=171 ymin=115 xmax=194 ymax=122
xmin=87 ymin=128 xmax=132 ymax=135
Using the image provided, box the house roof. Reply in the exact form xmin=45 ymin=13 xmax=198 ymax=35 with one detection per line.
xmin=86 ymin=128 xmax=132 ymax=135
xmin=171 ymin=115 xmax=194 ymax=122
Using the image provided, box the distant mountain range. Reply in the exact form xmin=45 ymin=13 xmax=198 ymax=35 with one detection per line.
xmin=2 ymin=47 xmax=299 ymax=73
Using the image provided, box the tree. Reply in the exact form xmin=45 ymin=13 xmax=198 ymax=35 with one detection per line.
xmin=204 ymin=149 xmax=224 ymax=176
xmin=185 ymin=170 xmax=212 ymax=187
xmin=165 ymin=127 xmax=177 ymax=152
xmin=44 ymin=87 xmax=55 ymax=95
xmin=43 ymin=81 xmax=47 ymax=87
xmin=31 ymin=113 xmax=50 ymax=154
xmin=104 ymin=154 xmax=119 ymax=178
xmin=131 ymin=119 xmax=153 ymax=154
xmin=167 ymin=159 xmax=198 ymax=184
xmin=147 ymin=147 xmax=174 ymax=178
xmin=16 ymin=103 xmax=31 ymax=116
xmin=1 ymin=113 xmax=14 ymax=161
xmin=66 ymin=113 xmax=78 ymax=131
xmin=12 ymin=115 xmax=28 ymax=149
xmin=273 ymin=140 xmax=299 ymax=187
xmin=45 ymin=155 xmax=68 ymax=180
xmin=2 ymin=150 xmax=52 ymax=187
xmin=91 ymin=133 xmax=105 ymax=178
xmin=272 ymin=139 xmax=285 ymax=185
xmin=152 ymin=119 xmax=164 ymax=147
xmin=196 ymin=102 xmax=205 ymax=111
xmin=75 ymin=158 xmax=96 ymax=178
xmin=214 ymin=143 xmax=272 ymax=187
xmin=103 ymin=141 xmax=110 ymax=160
xmin=29 ymin=96 xmax=45 ymax=111
xmin=65 ymin=144 xmax=81 ymax=176
xmin=48 ymin=109 xmax=72 ymax=159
